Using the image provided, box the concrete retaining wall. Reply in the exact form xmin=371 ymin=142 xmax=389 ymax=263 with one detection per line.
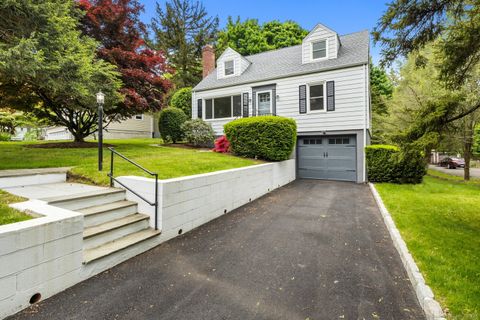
xmin=1 ymin=160 xmax=295 ymax=318
xmin=116 ymin=159 xmax=296 ymax=237
xmin=0 ymin=201 xmax=83 ymax=319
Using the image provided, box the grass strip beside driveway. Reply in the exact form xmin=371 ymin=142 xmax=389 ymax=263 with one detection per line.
xmin=375 ymin=176 xmax=479 ymax=320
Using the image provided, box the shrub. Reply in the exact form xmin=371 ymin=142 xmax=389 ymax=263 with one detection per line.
xmin=224 ymin=116 xmax=296 ymax=161
xmin=395 ymin=148 xmax=428 ymax=184
xmin=158 ymin=107 xmax=187 ymax=143
xmin=365 ymin=145 xmax=399 ymax=182
xmin=170 ymin=87 xmax=192 ymax=116
xmin=213 ymin=135 xmax=230 ymax=153
xmin=0 ymin=132 xmax=11 ymax=141
xmin=181 ymin=119 xmax=215 ymax=147
xmin=365 ymin=144 xmax=426 ymax=183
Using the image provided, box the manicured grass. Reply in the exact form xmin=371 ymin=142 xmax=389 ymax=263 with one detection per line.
xmin=0 ymin=190 xmax=31 ymax=225
xmin=0 ymin=139 xmax=260 ymax=186
xmin=427 ymin=168 xmax=480 ymax=184
xmin=375 ymin=176 xmax=480 ymax=320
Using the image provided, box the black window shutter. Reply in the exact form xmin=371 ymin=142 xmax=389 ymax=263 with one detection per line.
xmin=299 ymin=85 xmax=307 ymax=114
xmin=197 ymin=99 xmax=202 ymax=118
xmin=326 ymin=81 xmax=335 ymax=111
xmin=242 ymin=92 xmax=249 ymax=117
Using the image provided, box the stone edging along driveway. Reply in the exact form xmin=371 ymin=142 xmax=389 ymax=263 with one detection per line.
xmin=369 ymin=183 xmax=445 ymax=320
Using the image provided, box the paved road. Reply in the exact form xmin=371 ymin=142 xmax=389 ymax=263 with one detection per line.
xmin=429 ymin=164 xmax=480 ymax=178
xmin=10 ymin=180 xmax=425 ymax=320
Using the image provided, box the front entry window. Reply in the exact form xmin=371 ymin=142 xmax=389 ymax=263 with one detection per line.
xmin=257 ymin=91 xmax=271 ymax=115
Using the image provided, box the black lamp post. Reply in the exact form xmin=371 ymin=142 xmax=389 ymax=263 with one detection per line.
xmin=96 ymin=91 xmax=105 ymax=171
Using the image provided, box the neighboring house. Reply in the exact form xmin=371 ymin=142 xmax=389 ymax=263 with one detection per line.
xmin=11 ymin=127 xmax=30 ymax=141
xmin=192 ymin=23 xmax=371 ymax=183
xmin=44 ymin=114 xmax=159 ymax=140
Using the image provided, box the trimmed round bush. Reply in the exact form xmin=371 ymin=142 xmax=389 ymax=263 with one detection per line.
xmin=224 ymin=116 xmax=297 ymax=161
xmin=365 ymin=144 xmax=426 ymax=183
xmin=170 ymin=87 xmax=192 ymax=116
xmin=181 ymin=119 xmax=215 ymax=147
xmin=158 ymin=107 xmax=187 ymax=143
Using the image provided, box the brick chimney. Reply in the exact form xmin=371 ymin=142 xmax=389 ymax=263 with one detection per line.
xmin=202 ymin=45 xmax=215 ymax=78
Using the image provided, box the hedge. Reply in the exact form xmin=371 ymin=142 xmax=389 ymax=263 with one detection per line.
xmin=158 ymin=107 xmax=187 ymax=143
xmin=224 ymin=116 xmax=296 ymax=161
xmin=365 ymin=144 xmax=426 ymax=184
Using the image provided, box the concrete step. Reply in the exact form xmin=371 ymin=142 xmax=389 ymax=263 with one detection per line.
xmin=83 ymin=214 xmax=150 ymax=250
xmin=83 ymin=229 xmax=161 ymax=264
xmin=80 ymin=200 xmax=138 ymax=227
xmin=43 ymin=188 xmax=126 ymax=210
xmin=0 ymin=167 xmax=70 ymax=188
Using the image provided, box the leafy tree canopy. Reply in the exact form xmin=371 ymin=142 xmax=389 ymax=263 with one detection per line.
xmin=78 ymin=0 xmax=172 ymax=113
xmin=151 ymin=0 xmax=218 ymax=87
xmin=217 ymin=17 xmax=308 ymax=56
xmin=0 ymin=0 xmax=122 ymax=142
xmin=373 ymin=0 xmax=480 ymax=86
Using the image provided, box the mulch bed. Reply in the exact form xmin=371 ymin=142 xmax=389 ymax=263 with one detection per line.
xmin=25 ymin=142 xmax=115 ymax=149
xmin=158 ymin=143 xmax=212 ymax=151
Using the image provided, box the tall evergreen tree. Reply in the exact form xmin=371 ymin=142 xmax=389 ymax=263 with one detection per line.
xmin=370 ymin=64 xmax=394 ymax=144
xmin=0 ymin=0 xmax=122 ymax=142
xmin=78 ymin=0 xmax=172 ymax=113
xmin=151 ymin=0 xmax=218 ymax=87
xmin=373 ymin=0 xmax=480 ymax=87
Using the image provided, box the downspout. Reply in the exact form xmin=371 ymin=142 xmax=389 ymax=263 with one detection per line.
xmin=363 ymin=63 xmax=368 ymax=183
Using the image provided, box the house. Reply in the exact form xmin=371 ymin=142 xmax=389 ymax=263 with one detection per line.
xmin=44 ymin=114 xmax=159 ymax=140
xmin=192 ymin=24 xmax=371 ymax=183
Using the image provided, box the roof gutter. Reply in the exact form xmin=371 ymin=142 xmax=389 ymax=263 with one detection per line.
xmin=193 ymin=61 xmax=369 ymax=92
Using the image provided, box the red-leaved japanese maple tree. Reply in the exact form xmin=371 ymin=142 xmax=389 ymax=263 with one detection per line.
xmin=78 ymin=0 xmax=172 ymax=118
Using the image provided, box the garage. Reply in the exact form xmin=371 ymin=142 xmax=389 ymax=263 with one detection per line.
xmin=297 ymin=135 xmax=357 ymax=181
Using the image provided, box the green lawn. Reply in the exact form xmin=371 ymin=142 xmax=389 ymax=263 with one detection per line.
xmin=0 ymin=139 xmax=260 ymax=186
xmin=376 ymin=176 xmax=480 ymax=320
xmin=427 ymin=168 xmax=480 ymax=184
xmin=0 ymin=190 xmax=31 ymax=225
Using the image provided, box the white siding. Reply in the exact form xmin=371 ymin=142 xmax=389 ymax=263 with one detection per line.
xmin=106 ymin=114 xmax=153 ymax=137
xmin=217 ymin=48 xmax=250 ymax=79
xmin=44 ymin=115 xmax=154 ymax=141
xmin=302 ymin=24 xmax=339 ymax=63
xmin=193 ymin=65 xmax=368 ymax=136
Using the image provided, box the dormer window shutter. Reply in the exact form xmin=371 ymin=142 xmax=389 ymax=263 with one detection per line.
xmin=197 ymin=99 xmax=202 ymax=118
xmin=326 ymin=81 xmax=335 ymax=111
xmin=299 ymin=85 xmax=307 ymax=114
xmin=242 ymin=92 xmax=249 ymax=117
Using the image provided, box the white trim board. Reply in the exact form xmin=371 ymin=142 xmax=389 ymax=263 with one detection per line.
xmin=369 ymin=183 xmax=445 ymax=320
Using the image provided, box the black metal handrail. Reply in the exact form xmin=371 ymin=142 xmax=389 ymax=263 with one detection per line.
xmin=107 ymin=147 xmax=159 ymax=230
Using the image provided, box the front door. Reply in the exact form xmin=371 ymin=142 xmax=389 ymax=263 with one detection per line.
xmin=257 ymin=91 xmax=272 ymax=115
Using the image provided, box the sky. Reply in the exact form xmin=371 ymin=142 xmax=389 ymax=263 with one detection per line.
xmin=138 ymin=0 xmax=390 ymax=64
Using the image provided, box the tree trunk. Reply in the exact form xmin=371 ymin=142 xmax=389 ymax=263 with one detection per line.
xmin=464 ymin=139 xmax=472 ymax=181
xmin=73 ymin=133 xmax=86 ymax=143
xmin=64 ymin=110 xmax=98 ymax=143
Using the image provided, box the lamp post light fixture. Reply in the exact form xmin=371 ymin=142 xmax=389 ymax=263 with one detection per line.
xmin=96 ymin=91 xmax=105 ymax=171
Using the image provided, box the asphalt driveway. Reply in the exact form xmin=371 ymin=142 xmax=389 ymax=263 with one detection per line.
xmin=10 ymin=180 xmax=425 ymax=320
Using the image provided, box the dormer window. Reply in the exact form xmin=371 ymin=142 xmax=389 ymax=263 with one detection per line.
xmin=312 ymin=40 xmax=327 ymax=60
xmin=224 ymin=60 xmax=234 ymax=76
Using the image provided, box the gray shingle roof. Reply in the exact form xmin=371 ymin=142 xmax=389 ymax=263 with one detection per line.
xmin=194 ymin=30 xmax=370 ymax=92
